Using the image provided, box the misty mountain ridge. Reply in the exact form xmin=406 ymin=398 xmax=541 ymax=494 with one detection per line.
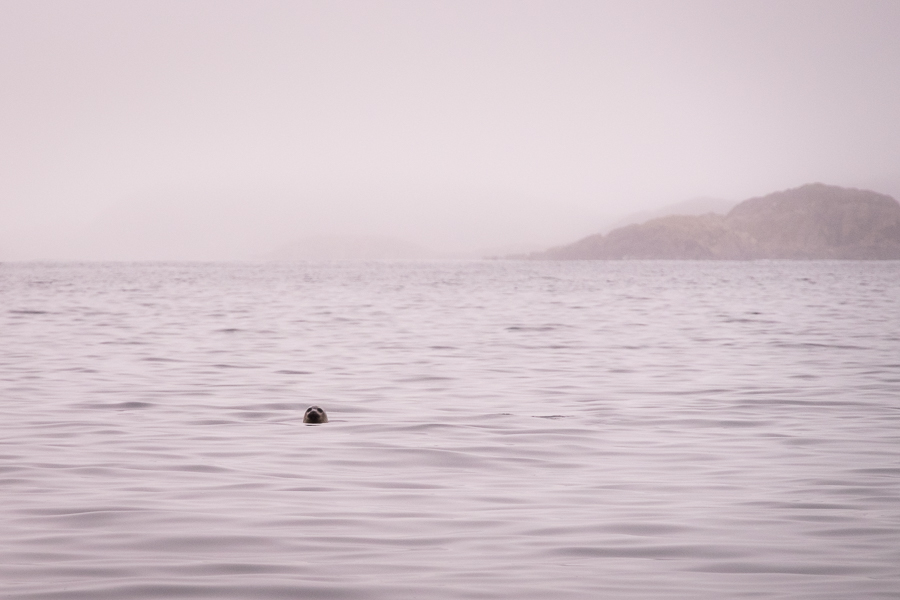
xmin=535 ymin=183 xmax=900 ymax=260
xmin=606 ymin=196 xmax=739 ymax=233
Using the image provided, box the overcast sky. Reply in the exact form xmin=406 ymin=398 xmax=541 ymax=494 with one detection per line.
xmin=2 ymin=0 xmax=899 ymax=259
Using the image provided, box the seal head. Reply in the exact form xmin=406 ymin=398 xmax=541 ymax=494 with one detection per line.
xmin=303 ymin=405 xmax=328 ymax=424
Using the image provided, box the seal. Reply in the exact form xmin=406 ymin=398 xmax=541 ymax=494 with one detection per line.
xmin=303 ymin=405 xmax=328 ymax=424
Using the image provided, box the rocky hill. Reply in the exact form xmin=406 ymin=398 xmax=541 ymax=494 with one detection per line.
xmin=538 ymin=184 xmax=900 ymax=259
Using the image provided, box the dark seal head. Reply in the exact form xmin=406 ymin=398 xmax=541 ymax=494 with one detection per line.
xmin=303 ymin=405 xmax=328 ymax=424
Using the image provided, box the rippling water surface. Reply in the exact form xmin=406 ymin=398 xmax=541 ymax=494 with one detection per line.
xmin=2 ymin=261 xmax=899 ymax=599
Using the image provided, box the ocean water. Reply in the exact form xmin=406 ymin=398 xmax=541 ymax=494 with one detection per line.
xmin=1 ymin=260 xmax=899 ymax=600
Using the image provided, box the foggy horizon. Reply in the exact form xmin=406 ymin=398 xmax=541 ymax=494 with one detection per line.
xmin=4 ymin=4 xmax=900 ymax=594
xmin=3 ymin=0 xmax=900 ymax=260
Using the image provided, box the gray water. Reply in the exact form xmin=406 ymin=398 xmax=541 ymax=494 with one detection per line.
xmin=1 ymin=261 xmax=899 ymax=599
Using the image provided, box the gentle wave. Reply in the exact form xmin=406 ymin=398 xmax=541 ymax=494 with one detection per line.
xmin=1 ymin=261 xmax=899 ymax=599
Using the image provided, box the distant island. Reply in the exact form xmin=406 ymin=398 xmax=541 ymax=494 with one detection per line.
xmin=532 ymin=183 xmax=900 ymax=260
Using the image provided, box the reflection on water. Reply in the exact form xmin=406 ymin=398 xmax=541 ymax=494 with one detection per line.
xmin=1 ymin=261 xmax=899 ymax=599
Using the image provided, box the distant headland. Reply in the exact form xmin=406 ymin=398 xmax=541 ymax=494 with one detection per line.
xmin=530 ymin=184 xmax=900 ymax=260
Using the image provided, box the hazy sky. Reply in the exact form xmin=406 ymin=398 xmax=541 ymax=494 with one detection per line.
xmin=2 ymin=0 xmax=899 ymax=259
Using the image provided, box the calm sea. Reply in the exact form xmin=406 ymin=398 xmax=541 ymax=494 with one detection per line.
xmin=2 ymin=261 xmax=899 ymax=599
